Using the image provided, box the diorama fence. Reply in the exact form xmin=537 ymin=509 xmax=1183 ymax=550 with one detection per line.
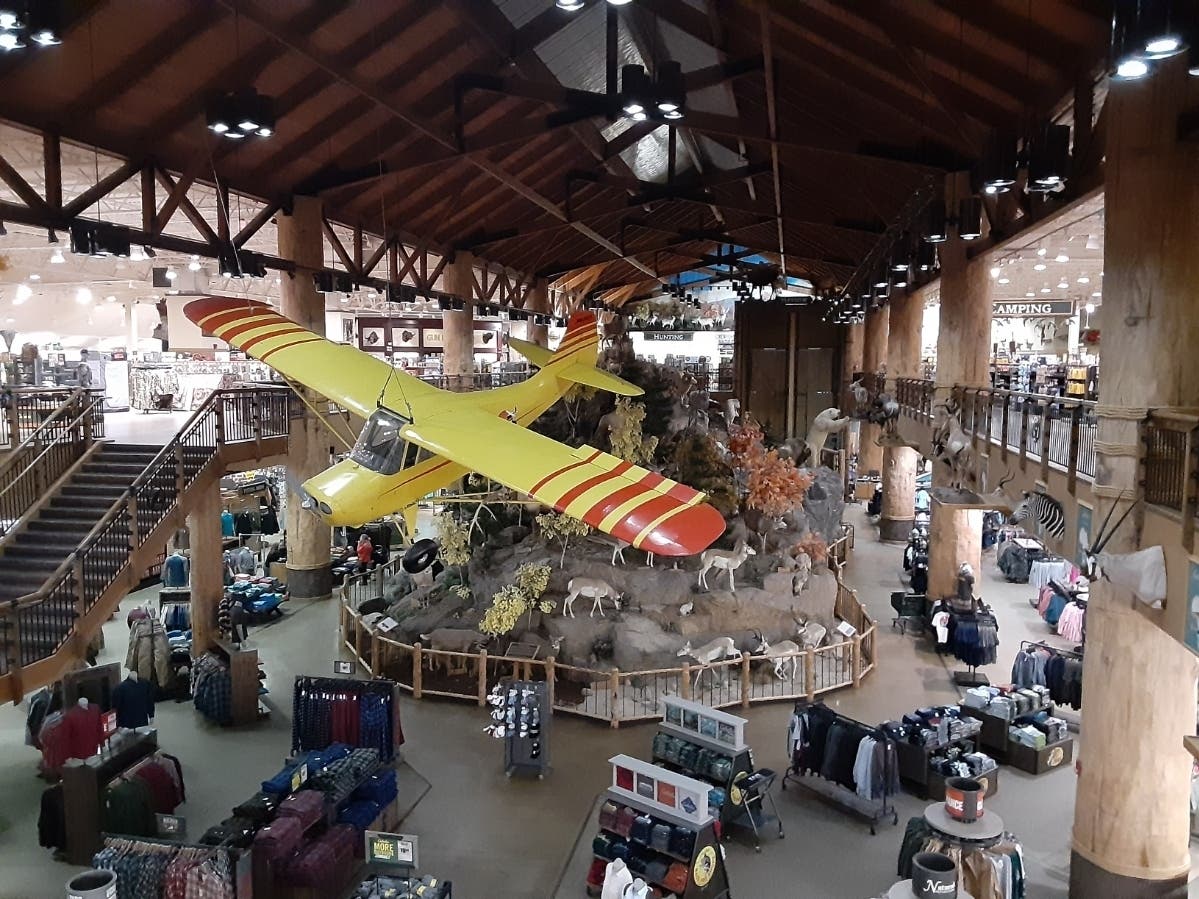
xmin=337 ymin=533 xmax=874 ymax=727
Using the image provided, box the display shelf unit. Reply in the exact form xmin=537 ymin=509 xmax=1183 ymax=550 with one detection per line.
xmin=894 ymin=733 xmax=984 ymax=799
xmin=213 ymin=639 xmax=266 ymax=725
xmin=1006 ymin=736 xmax=1073 ymax=775
xmin=959 ymin=700 xmax=1056 ymax=760
xmin=501 ymin=679 xmax=550 ymax=779
xmin=592 ymin=756 xmax=731 ymax=899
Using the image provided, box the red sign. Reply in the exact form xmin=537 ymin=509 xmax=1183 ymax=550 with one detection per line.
xmin=101 ymin=710 xmax=117 ymax=738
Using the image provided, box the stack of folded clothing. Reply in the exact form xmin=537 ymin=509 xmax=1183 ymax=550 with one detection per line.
xmin=199 ymin=816 xmax=257 ymax=848
xmin=280 ymin=823 xmax=358 ymax=891
xmin=309 ymin=748 xmax=381 ymax=806
xmin=277 ymin=789 xmax=326 ymax=831
xmin=233 ymin=791 xmax=280 ymax=825
xmin=253 ymin=815 xmax=304 ymax=868
xmin=1008 ymin=724 xmax=1047 ymax=749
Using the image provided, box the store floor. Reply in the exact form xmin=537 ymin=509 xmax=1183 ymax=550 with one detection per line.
xmin=103 ymin=409 xmax=194 ymax=446
xmin=0 ymin=505 xmax=1194 ymax=898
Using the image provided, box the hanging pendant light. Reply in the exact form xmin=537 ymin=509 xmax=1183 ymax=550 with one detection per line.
xmin=916 ymin=241 xmax=938 ymax=272
xmin=979 ymin=134 xmax=1017 ymax=193
xmin=957 ymin=196 xmax=983 ymax=240
xmin=923 ymin=201 xmax=948 ymax=243
xmin=620 ymin=64 xmax=651 ymax=120
xmin=655 ymin=60 xmax=686 ymax=118
xmin=1027 ymin=123 xmax=1070 ymax=191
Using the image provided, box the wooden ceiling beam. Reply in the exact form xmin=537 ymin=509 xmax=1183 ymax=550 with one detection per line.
xmin=219 ymin=0 xmax=657 ymax=279
xmin=759 ymin=6 xmax=786 ymax=273
xmin=932 ymin=0 xmax=1102 ymax=62
xmin=507 ymin=6 xmax=579 ymax=59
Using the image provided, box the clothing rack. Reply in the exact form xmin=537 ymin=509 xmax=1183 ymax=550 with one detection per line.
xmin=292 ymin=675 xmax=403 ymax=761
xmin=948 ymin=603 xmax=999 ymax=688
xmin=95 ymin=835 xmax=248 ymax=898
xmin=782 ymin=701 xmax=900 ymax=835
xmin=1019 ymin=639 xmax=1082 ymax=659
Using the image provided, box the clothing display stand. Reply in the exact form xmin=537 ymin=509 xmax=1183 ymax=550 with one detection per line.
xmin=947 ymin=602 xmax=998 ymax=688
xmin=592 ymin=755 xmax=731 ymax=898
xmin=782 ymin=701 xmax=899 ymax=835
xmin=291 ymin=676 xmax=403 ymax=762
xmin=213 ymin=639 xmax=266 ymax=725
xmin=352 ymin=873 xmax=451 ymax=898
xmin=61 ymin=727 xmax=159 ymax=865
xmin=884 ymin=881 xmax=975 ymax=899
xmin=1012 ymin=639 xmax=1084 ymax=711
xmin=898 ymin=804 xmax=1026 ymax=899
xmin=93 ymin=836 xmax=248 ymax=898
xmin=893 ymin=736 xmax=997 ymax=801
xmin=652 ymin=698 xmax=782 ymax=850
xmin=494 ymin=679 xmax=550 ymax=779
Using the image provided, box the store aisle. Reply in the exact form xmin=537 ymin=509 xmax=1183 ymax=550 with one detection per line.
xmin=0 ymin=506 xmax=1182 ymax=898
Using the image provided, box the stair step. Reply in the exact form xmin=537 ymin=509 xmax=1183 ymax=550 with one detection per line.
xmin=49 ymin=496 xmax=118 ymax=511
xmin=73 ymin=472 xmax=137 ymax=486
xmin=25 ymin=518 xmax=99 ymax=533
xmin=3 ymin=544 xmax=78 ymax=559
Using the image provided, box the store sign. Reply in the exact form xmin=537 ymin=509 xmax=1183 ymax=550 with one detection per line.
xmin=366 ymin=831 xmax=419 ymax=869
xmin=376 ymin=617 xmax=399 ymax=633
xmin=156 ymin=813 xmax=186 ymax=837
xmin=642 ymin=332 xmax=694 ymax=341
xmin=333 ymin=660 xmax=354 ymax=675
xmin=992 ymin=301 xmax=1073 ymax=317
xmin=110 ymin=348 xmax=128 ymax=361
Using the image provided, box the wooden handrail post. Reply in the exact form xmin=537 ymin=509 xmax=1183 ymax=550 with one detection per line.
xmin=1040 ymin=403 xmax=1052 ymax=482
xmin=1066 ymin=405 xmax=1082 ymax=494
xmin=369 ymin=630 xmax=379 ymax=677
xmin=546 ymin=656 xmax=556 ymax=708
xmin=851 ymin=635 xmax=863 ymax=687
xmin=1000 ymin=396 xmax=1010 ymax=462
xmin=609 ymin=668 xmax=621 ymax=729
xmin=477 ymin=649 xmax=488 ymax=706
xmin=680 ymin=662 xmax=692 ymax=700
xmin=412 ymin=643 xmax=423 ymax=699
xmin=127 ymin=495 xmax=139 ymax=550
xmin=804 ymin=650 xmax=815 ymax=701
xmin=740 ymin=653 xmax=751 ymax=708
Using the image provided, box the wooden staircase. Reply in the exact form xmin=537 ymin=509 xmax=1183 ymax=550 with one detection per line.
xmin=0 ymin=387 xmax=298 ymax=703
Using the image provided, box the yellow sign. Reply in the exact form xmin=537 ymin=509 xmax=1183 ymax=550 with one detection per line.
xmin=692 ymin=845 xmax=717 ymax=887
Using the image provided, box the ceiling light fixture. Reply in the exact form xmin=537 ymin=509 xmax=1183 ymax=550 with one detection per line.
xmin=621 ymin=64 xmax=650 ymax=118
xmin=916 ymin=241 xmax=937 ymax=271
xmin=1034 ymin=262 xmax=1046 ymax=271
xmin=1036 ymin=247 xmax=1047 ymax=256
xmin=989 ymin=266 xmax=1001 ymax=278
xmin=165 ymin=268 xmax=177 ymax=281
xmin=1040 ymin=286 xmax=1051 ymax=294
xmin=188 ymin=255 xmax=202 ymax=271
xmin=207 ymin=88 xmax=276 ymax=139
xmin=1077 ymin=276 xmax=1090 ymax=284
xmin=1055 ymin=253 xmax=1069 ymax=262
xmin=1058 ymin=279 xmax=1069 ymax=289
xmin=923 ymin=202 xmax=948 ymax=243
xmin=1025 ymin=291 xmax=1035 ymax=298
xmin=655 ymin=60 xmax=685 ymax=119
xmin=1092 ymin=291 xmax=1102 ymax=297
xmin=998 ymin=277 xmax=1010 ymax=284
xmin=0 ymin=30 xmax=23 ymax=50
xmin=14 ymin=283 xmax=31 ymax=304
xmin=28 ymin=273 xmax=39 ymax=280
xmin=105 ymin=295 xmax=116 ymax=302
xmin=49 ymin=248 xmax=64 ymax=264
xmin=75 ymin=287 xmax=92 ymax=305
xmin=957 ymin=196 xmax=983 ymax=240
xmin=555 ymin=0 xmax=584 ymax=9
xmin=1085 ymin=302 xmax=1096 ymax=313
xmin=978 ymin=133 xmax=1017 ymax=193
xmin=1027 ymin=123 xmax=1071 ymax=191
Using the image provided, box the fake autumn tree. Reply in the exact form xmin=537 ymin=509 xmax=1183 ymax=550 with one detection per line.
xmin=608 ymin=397 xmax=658 ymax=466
xmin=536 ymin=511 xmax=591 ymax=568
xmin=479 ymin=563 xmax=556 ymax=636
xmin=730 ymin=419 xmax=815 ymax=519
xmin=794 ymin=531 xmax=829 ymax=564
xmin=434 ymin=511 xmax=473 ymax=577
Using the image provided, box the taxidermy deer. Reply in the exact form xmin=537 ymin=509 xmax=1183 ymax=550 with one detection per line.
xmin=697 ymin=540 xmax=756 ymax=591
xmin=562 ymin=577 xmax=623 ymax=618
xmin=751 ymin=630 xmax=801 ymax=679
xmin=792 ymin=610 xmax=827 ymax=649
xmin=610 ymin=538 xmax=654 ymax=568
xmin=1081 ymin=493 xmax=1167 ymax=607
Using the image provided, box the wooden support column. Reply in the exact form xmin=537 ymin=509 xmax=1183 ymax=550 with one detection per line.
xmin=1070 ymin=55 xmax=1199 ymax=899
xmin=879 ymin=288 xmax=923 ymax=541
xmin=187 ymin=478 xmax=222 ymax=656
xmin=527 ymin=277 xmax=550 ymax=347
xmin=279 ymin=195 xmax=333 ymax=601
xmin=840 ymin=321 xmax=865 ymax=464
xmin=443 ymin=252 xmax=476 ymax=387
xmin=859 ymin=308 xmax=889 ymax=476
xmin=927 ymin=177 xmax=992 ymax=599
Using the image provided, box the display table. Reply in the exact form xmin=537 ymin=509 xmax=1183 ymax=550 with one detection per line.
xmin=924 ymin=802 xmax=1004 ymax=841
xmin=1007 ymin=736 xmax=1073 ymax=775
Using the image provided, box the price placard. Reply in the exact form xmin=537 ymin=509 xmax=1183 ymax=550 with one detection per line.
xmin=333 ymin=660 xmax=354 ymax=675
xmin=365 ymin=831 xmax=419 ymax=869
xmin=290 ymin=762 xmax=308 ymax=792
xmin=156 ymin=813 xmax=186 ymax=838
xmin=376 ymin=617 xmax=399 ymax=633
xmin=101 ymin=710 xmax=117 ymax=738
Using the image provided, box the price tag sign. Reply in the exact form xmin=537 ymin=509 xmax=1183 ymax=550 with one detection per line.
xmin=366 ymin=831 xmax=419 ymax=869
xmin=333 ymin=660 xmax=354 ymax=675
xmin=156 ymin=813 xmax=186 ymax=838
xmin=835 ymin=620 xmax=857 ymax=638
xmin=290 ymin=762 xmax=308 ymax=793
xmin=376 ymin=617 xmax=399 ymax=633
xmin=101 ymin=710 xmax=118 ymax=738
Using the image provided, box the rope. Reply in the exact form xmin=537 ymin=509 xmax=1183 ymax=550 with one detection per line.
xmin=1094 ymin=404 xmax=1149 ymax=420
xmin=286 ymin=379 xmax=355 ymax=452
xmin=1094 ymin=441 xmax=1140 ymax=456
xmin=1091 ymin=483 xmax=1139 ymax=499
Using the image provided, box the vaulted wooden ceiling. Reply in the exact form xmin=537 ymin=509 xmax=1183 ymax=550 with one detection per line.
xmin=0 ymin=0 xmax=1111 ymax=300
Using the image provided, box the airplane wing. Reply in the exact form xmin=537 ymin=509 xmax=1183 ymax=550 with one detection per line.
xmin=402 ymin=410 xmax=725 ymax=556
xmin=184 ymin=296 xmax=437 ymax=419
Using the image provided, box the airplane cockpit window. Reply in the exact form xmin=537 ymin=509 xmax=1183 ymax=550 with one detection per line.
xmin=351 ymin=408 xmax=413 ymax=475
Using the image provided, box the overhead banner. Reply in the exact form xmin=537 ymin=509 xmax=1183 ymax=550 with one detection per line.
xmin=992 ymin=301 xmax=1073 ymax=317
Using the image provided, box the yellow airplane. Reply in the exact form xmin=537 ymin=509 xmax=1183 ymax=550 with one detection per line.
xmin=185 ymin=297 xmax=725 ymax=557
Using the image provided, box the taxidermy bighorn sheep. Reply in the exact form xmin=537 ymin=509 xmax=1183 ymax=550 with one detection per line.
xmin=562 ymin=577 xmax=622 ymax=618
xmin=697 ymin=541 xmax=756 ymax=591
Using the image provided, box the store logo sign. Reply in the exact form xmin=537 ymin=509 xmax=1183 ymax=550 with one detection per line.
xmin=992 ymin=301 xmax=1073 ymax=317
xmin=643 ymin=332 xmax=694 ymax=341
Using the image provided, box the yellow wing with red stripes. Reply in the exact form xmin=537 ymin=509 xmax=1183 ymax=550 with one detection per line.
xmin=402 ymin=412 xmax=725 ymax=556
xmin=183 ymin=297 xmax=438 ymax=419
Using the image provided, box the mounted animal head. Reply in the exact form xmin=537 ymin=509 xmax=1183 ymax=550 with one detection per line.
xmin=676 ymin=641 xmax=693 ymax=657
xmin=751 ymin=629 xmax=769 ymax=652
xmin=549 ymin=635 xmax=564 ymax=653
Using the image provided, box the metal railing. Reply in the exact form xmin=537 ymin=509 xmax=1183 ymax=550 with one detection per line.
xmin=1142 ymin=410 xmax=1199 ymax=526
xmin=893 ymin=378 xmax=1099 ymax=487
xmin=0 ymin=389 xmax=104 ymax=539
xmin=337 ymin=540 xmax=875 ymax=727
xmin=0 ymin=387 xmax=300 ymax=679
xmin=0 ymin=387 xmax=105 ymax=449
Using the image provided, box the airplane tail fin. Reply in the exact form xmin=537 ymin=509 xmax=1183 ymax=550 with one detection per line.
xmin=508 ymin=311 xmax=642 ymax=397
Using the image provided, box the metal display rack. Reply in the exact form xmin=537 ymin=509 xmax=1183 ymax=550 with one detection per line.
xmin=498 ymin=679 xmax=550 ymax=779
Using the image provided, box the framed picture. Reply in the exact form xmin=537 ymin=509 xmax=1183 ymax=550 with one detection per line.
xmin=474 ymin=328 xmax=498 ymax=350
xmin=423 ymin=328 xmax=444 ymax=348
xmin=394 ymin=326 xmax=420 ymax=349
xmin=360 ymin=327 xmax=385 ymax=351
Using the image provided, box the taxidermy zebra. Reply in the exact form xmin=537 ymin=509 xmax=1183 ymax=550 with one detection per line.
xmin=1009 ymin=490 xmax=1066 ymax=540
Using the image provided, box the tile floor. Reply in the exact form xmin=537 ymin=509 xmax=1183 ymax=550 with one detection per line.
xmin=0 ymin=505 xmax=1193 ymax=898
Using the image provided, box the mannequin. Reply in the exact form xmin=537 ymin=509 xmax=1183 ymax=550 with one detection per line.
xmin=235 ymin=544 xmax=257 ymax=575
xmin=62 ymin=696 xmax=102 ymax=761
xmin=162 ymin=549 xmax=190 ymax=588
xmin=221 ymin=507 xmax=236 ymax=538
xmin=112 ymin=667 xmax=155 ymax=728
xmin=601 ymin=859 xmax=633 ymax=899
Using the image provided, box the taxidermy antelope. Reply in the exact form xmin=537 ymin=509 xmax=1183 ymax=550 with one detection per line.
xmin=751 ymin=630 xmax=801 ymax=679
xmin=611 ymin=538 xmax=654 ymax=568
xmin=698 ymin=541 xmax=756 ymax=591
xmin=931 ymin=403 xmax=977 ymax=491
xmin=1081 ymin=493 xmax=1167 ymax=606
xmin=677 ymin=637 xmax=742 ymax=667
xmin=792 ymin=610 xmax=827 ymax=649
xmin=562 ymin=577 xmax=622 ymax=618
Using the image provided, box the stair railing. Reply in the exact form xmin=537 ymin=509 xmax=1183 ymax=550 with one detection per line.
xmin=0 ymin=389 xmax=105 ymax=541
xmin=0 ymin=386 xmax=300 ymax=681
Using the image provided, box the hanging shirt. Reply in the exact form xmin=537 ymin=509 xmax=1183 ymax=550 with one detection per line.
xmin=112 ymin=677 xmax=156 ymax=729
xmin=162 ymin=553 xmax=189 ymax=588
xmin=931 ymin=610 xmax=951 ymax=644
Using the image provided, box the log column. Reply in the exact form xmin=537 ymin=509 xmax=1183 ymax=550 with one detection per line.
xmin=527 ymin=278 xmax=550 ymax=348
xmin=1070 ymin=56 xmax=1199 ymax=898
xmin=279 ymin=196 xmax=333 ymax=601
xmin=858 ymin=309 xmax=888 ymax=476
xmin=840 ymin=321 xmax=865 ymax=462
xmin=187 ymin=479 xmax=222 ymax=656
xmin=927 ymin=179 xmax=992 ymax=599
xmin=879 ymin=288 xmax=923 ymax=541
xmin=443 ymin=252 xmax=476 ymax=387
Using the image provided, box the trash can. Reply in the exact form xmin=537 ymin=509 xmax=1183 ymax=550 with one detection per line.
xmin=66 ymin=869 xmax=117 ymax=899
